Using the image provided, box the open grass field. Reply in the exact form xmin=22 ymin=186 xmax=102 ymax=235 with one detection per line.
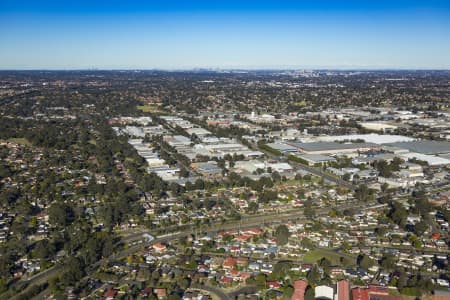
xmin=0 ymin=138 xmax=32 ymax=146
xmin=136 ymin=105 xmax=165 ymax=114
xmin=303 ymin=249 xmax=356 ymax=266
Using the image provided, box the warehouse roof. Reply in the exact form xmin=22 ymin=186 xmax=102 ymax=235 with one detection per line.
xmin=294 ymin=153 xmax=337 ymax=163
xmin=314 ymin=133 xmax=415 ymax=144
xmin=291 ymin=142 xmax=378 ymax=152
xmin=400 ymin=152 xmax=450 ymax=166
xmin=266 ymin=142 xmax=298 ymax=152
xmin=387 ymin=141 xmax=450 ymax=155
xmin=186 ymin=127 xmax=212 ymax=136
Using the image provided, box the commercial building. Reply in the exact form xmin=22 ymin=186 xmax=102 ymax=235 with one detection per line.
xmin=160 ymin=115 xmax=194 ymax=129
xmin=400 ymin=152 xmax=450 ymax=166
xmin=124 ymin=126 xmax=145 ymax=137
xmin=191 ymin=161 xmax=223 ymax=179
xmin=266 ymin=142 xmax=298 ymax=154
xmin=313 ymin=133 xmax=415 ymax=144
xmin=358 ymin=122 xmax=398 ymax=132
xmin=293 ymin=154 xmax=337 ymax=166
xmin=186 ymin=127 xmax=212 ymax=137
xmin=387 ymin=141 xmax=450 ymax=155
xmin=352 ymin=153 xmax=397 ymax=165
xmin=266 ymin=162 xmax=293 ymax=172
xmin=163 ymin=135 xmax=192 ymax=147
xmin=233 ymin=160 xmax=266 ymax=174
xmin=291 ymin=142 xmax=379 ymax=155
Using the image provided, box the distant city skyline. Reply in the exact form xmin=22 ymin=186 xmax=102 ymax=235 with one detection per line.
xmin=1 ymin=0 xmax=450 ymax=70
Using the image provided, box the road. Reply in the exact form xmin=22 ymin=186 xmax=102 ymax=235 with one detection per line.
xmin=119 ymin=200 xmax=370 ymax=244
xmin=191 ymin=283 xmax=258 ymax=300
xmin=2 ymin=264 xmax=61 ymax=300
xmin=291 ymin=160 xmax=355 ymax=189
xmin=192 ymin=284 xmax=231 ymax=300
xmin=227 ymin=286 xmax=259 ymax=300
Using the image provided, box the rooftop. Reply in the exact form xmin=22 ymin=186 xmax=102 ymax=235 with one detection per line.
xmin=291 ymin=142 xmax=378 ymax=152
xmin=387 ymin=141 xmax=450 ymax=155
xmin=266 ymin=142 xmax=298 ymax=152
xmin=294 ymin=153 xmax=337 ymax=162
xmin=399 ymin=152 xmax=450 ymax=166
xmin=313 ymin=133 xmax=415 ymax=144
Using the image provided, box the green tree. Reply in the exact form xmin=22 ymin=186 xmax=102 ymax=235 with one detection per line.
xmin=381 ymin=254 xmax=396 ymax=271
xmin=319 ymin=257 xmax=332 ymax=274
xmin=301 ymin=237 xmax=314 ymax=249
xmin=247 ymin=201 xmax=258 ymax=214
xmin=415 ymin=220 xmax=429 ymax=235
xmin=60 ymin=257 xmax=85 ymax=287
xmin=354 ymin=184 xmax=373 ymax=202
xmin=305 ymin=286 xmax=315 ymax=300
xmin=275 ymin=224 xmax=290 ymax=246
xmin=33 ymin=240 xmax=55 ymax=259
xmin=259 ymin=190 xmax=278 ymax=204
xmin=388 ymin=202 xmax=408 ymax=227
xmin=307 ymin=266 xmax=321 ymax=283
xmin=273 ymin=261 xmax=292 ymax=279
xmin=304 ymin=199 xmax=315 ymax=218
xmin=397 ymin=272 xmax=408 ymax=290
xmin=358 ymin=254 xmax=374 ymax=270
xmin=48 ymin=202 xmax=75 ymax=226
xmin=283 ymin=285 xmax=294 ymax=300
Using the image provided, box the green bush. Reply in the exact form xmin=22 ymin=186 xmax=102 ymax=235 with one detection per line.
xmin=400 ymin=287 xmax=420 ymax=296
xmin=288 ymin=154 xmax=309 ymax=165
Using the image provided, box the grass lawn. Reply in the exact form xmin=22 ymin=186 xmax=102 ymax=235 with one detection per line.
xmin=389 ymin=289 xmax=402 ymax=296
xmin=293 ymin=100 xmax=308 ymax=107
xmin=303 ymin=249 xmax=356 ymax=266
xmin=0 ymin=138 xmax=32 ymax=146
xmin=136 ymin=105 xmax=164 ymax=114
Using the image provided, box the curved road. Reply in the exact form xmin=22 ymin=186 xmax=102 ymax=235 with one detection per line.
xmin=192 ymin=285 xmax=231 ymax=300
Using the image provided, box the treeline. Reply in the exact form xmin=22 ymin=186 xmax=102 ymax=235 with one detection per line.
xmin=288 ymin=154 xmax=308 ymax=165
xmin=257 ymin=141 xmax=282 ymax=156
xmin=0 ymin=118 xmax=83 ymax=150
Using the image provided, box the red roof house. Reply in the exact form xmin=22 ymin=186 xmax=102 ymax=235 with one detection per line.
xmin=153 ymin=242 xmax=167 ymax=252
xmin=104 ymin=288 xmax=118 ymax=300
xmin=223 ymin=257 xmax=238 ymax=269
xmin=291 ymin=280 xmax=308 ymax=300
xmin=337 ymin=280 xmax=350 ymax=300
xmin=267 ymin=281 xmax=282 ymax=289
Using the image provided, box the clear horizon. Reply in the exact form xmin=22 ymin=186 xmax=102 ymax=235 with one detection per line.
xmin=1 ymin=0 xmax=450 ymax=70
xmin=1 ymin=67 xmax=450 ymax=71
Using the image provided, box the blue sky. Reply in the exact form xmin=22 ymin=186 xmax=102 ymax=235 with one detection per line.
xmin=1 ymin=0 xmax=450 ymax=69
